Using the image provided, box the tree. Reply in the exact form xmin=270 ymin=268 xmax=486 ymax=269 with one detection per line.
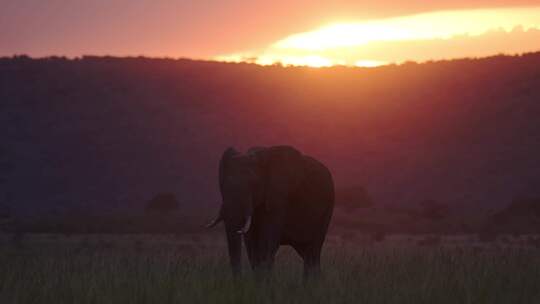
xmin=335 ymin=185 xmax=373 ymax=210
xmin=497 ymin=197 xmax=540 ymax=218
xmin=0 ymin=204 xmax=11 ymax=219
xmin=0 ymin=204 xmax=12 ymax=233
xmin=0 ymin=147 xmax=13 ymax=231
xmin=488 ymin=197 xmax=540 ymax=233
xmin=145 ymin=193 xmax=179 ymax=215
xmin=418 ymin=199 xmax=448 ymax=221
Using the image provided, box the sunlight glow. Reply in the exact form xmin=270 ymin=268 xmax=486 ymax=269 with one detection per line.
xmin=214 ymin=54 xmax=336 ymax=68
xmin=273 ymin=8 xmax=540 ymax=51
xmin=355 ymin=60 xmax=387 ymax=68
xmin=215 ymin=7 xmax=540 ymax=68
xmin=275 ymin=55 xmax=334 ymax=67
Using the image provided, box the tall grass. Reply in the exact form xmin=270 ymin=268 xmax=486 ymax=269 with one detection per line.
xmin=0 ymin=236 xmax=539 ymax=304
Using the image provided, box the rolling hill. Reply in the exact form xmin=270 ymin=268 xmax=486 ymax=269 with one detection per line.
xmin=1 ymin=54 xmax=540 ymax=219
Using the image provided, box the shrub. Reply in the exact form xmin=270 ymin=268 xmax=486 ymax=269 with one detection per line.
xmin=335 ymin=185 xmax=373 ymax=210
xmin=372 ymin=231 xmax=386 ymax=242
xmin=478 ymin=231 xmax=498 ymax=243
xmin=419 ymin=200 xmax=448 ymax=221
xmin=417 ymin=236 xmax=441 ymax=247
xmin=145 ymin=193 xmax=179 ymax=215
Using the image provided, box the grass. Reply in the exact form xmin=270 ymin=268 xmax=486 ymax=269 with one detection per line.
xmin=0 ymin=234 xmax=539 ymax=304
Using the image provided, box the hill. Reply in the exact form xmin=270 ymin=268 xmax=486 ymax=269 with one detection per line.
xmin=1 ymin=54 xmax=540 ymax=222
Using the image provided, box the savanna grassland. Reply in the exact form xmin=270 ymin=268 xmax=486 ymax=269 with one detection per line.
xmin=1 ymin=233 xmax=539 ymax=304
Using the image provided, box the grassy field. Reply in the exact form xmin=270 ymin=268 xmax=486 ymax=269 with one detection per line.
xmin=1 ymin=233 xmax=539 ymax=304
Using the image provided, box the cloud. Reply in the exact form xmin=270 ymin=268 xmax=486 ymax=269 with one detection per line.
xmin=215 ymin=7 xmax=540 ymax=67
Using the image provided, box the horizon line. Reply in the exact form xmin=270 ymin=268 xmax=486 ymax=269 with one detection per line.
xmin=2 ymin=50 xmax=540 ymax=69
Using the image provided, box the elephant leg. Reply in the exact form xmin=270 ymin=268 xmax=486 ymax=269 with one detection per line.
xmin=293 ymin=243 xmax=322 ymax=280
xmin=253 ymin=226 xmax=280 ymax=278
xmin=304 ymin=249 xmax=321 ymax=279
xmin=251 ymin=247 xmax=278 ymax=282
xmin=256 ymin=240 xmax=279 ymax=274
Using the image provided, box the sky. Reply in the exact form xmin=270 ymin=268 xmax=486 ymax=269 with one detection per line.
xmin=2 ymin=0 xmax=540 ymax=66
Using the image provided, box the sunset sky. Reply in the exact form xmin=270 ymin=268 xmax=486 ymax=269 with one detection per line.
xmin=2 ymin=0 xmax=540 ymax=67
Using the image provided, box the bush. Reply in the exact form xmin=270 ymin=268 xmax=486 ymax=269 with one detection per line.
xmin=419 ymin=200 xmax=448 ymax=221
xmin=335 ymin=185 xmax=373 ymax=210
xmin=478 ymin=231 xmax=498 ymax=243
xmin=145 ymin=193 xmax=179 ymax=215
xmin=372 ymin=231 xmax=386 ymax=242
xmin=0 ymin=204 xmax=11 ymax=220
xmin=417 ymin=236 xmax=441 ymax=247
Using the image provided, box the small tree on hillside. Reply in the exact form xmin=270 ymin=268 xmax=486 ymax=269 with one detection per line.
xmin=498 ymin=197 xmax=540 ymax=218
xmin=145 ymin=193 xmax=179 ymax=215
xmin=0 ymin=204 xmax=11 ymax=219
xmin=336 ymin=185 xmax=373 ymax=210
xmin=419 ymin=199 xmax=448 ymax=221
xmin=488 ymin=197 xmax=540 ymax=233
xmin=0 ymin=146 xmax=13 ymax=233
xmin=0 ymin=204 xmax=13 ymax=233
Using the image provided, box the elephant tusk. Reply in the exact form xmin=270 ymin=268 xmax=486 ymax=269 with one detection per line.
xmin=237 ymin=215 xmax=252 ymax=234
xmin=205 ymin=214 xmax=223 ymax=228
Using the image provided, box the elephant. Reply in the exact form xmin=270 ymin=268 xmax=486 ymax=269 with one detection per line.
xmin=206 ymin=145 xmax=334 ymax=278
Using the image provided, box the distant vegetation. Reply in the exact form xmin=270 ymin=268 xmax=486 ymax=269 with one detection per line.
xmin=486 ymin=197 xmax=540 ymax=234
xmin=335 ymin=185 xmax=373 ymax=209
xmin=145 ymin=193 xmax=180 ymax=215
xmin=1 ymin=53 xmax=540 ymax=234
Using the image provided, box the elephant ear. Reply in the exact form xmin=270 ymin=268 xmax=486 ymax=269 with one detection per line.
xmin=219 ymin=147 xmax=239 ymax=197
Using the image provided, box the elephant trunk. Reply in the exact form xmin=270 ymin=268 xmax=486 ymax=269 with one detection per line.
xmin=226 ymin=227 xmax=242 ymax=276
xmin=222 ymin=198 xmax=253 ymax=276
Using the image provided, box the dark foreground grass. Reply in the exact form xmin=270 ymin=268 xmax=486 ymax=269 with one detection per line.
xmin=1 ymin=236 xmax=539 ymax=304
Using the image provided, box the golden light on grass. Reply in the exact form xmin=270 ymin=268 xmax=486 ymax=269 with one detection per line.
xmin=215 ymin=7 xmax=540 ymax=68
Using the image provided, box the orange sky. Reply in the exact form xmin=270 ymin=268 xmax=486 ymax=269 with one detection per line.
xmin=2 ymin=1 xmax=540 ymax=66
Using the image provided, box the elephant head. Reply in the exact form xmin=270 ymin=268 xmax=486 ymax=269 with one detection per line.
xmin=207 ymin=146 xmax=304 ymax=275
xmin=206 ymin=147 xmax=260 ymax=275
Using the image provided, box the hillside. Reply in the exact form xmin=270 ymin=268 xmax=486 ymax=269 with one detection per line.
xmin=1 ymin=54 xmax=540 ymax=219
